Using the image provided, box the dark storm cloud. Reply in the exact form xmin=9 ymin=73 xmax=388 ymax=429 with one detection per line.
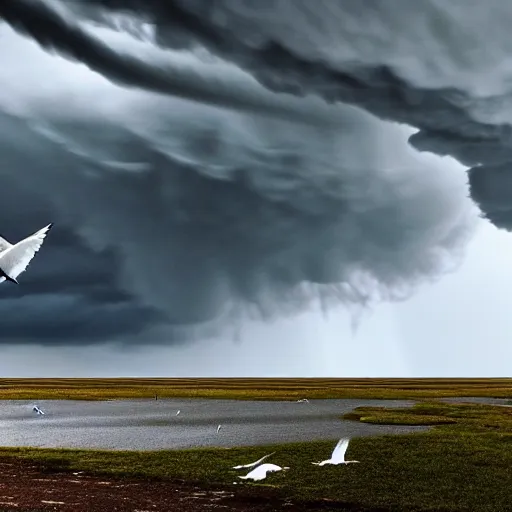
xmin=0 ymin=0 xmax=338 ymax=126
xmin=0 ymin=155 xmax=167 ymax=344
xmin=0 ymin=0 xmax=478 ymax=345
xmin=0 ymin=293 xmax=162 ymax=345
xmin=38 ymin=0 xmax=512 ymax=230
xmin=0 ymin=92 xmax=474 ymax=344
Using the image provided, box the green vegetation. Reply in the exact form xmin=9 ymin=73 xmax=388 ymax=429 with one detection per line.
xmin=1 ymin=377 xmax=512 ymax=400
xmin=344 ymin=400 xmax=512 ymax=431
xmin=2 ymin=401 xmax=512 ymax=510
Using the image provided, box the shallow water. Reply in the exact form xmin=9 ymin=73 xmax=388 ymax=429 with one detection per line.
xmin=0 ymin=398 xmax=426 ymax=450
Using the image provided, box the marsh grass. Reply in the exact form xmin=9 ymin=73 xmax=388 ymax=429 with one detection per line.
xmin=2 ymin=401 xmax=512 ymax=510
xmin=2 ymin=377 xmax=512 ymax=400
xmin=344 ymin=401 xmax=512 ymax=431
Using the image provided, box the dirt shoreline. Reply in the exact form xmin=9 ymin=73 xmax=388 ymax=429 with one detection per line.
xmin=0 ymin=458 xmax=356 ymax=512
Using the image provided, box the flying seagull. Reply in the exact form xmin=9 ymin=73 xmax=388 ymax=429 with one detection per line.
xmin=238 ymin=463 xmax=289 ymax=481
xmin=176 ymin=410 xmax=180 ymax=416
xmin=0 ymin=223 xmax=53 ymax=285
xmin=312 ymin=438 xmax=359 ymax=466
xmin=232 ymin=452 xmax=276 ymax=470
xmin=33 ymin=405 xmax=45 ymax=415
xmin=217 ymin=424 xmax=222 ymax=433
xmin=296 ymin=398 xmax=309 ymax=403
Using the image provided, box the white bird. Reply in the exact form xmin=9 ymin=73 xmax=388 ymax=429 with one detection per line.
xmin=238 ymin=463 xmax=289 ymax=481
xmin=0 ymin=223 xmax=53 ymax=285
xmin=296 ymin=398 xmax=309 ymax=403
xmin=176 ymin=410 xmax=180 ymax=416
xmin=33 ymin=405 xmax=45 ymax=415
xmin=217 ymin=424 xmax=222 ymax=433
xmin=312 ymin=438 xmax=359 ymax=466
xmin=232 ymin=452 xmax=276 ymax=470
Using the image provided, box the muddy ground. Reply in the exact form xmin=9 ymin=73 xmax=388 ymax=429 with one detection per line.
xmin=0 ymin=458 xmax=350 ymax=512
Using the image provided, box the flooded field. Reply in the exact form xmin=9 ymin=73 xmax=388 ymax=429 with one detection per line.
xmin=0 ymin=398 xmax=426 ymax=450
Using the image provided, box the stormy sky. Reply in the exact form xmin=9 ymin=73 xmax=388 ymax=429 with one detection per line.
xmin=1 ymin=0 xmax=511 ymax=376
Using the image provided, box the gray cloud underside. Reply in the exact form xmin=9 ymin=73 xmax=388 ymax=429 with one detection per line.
xmin=0 ymin=0 xmax=480 ymax=344
xmin=38 ymin=0 xmax=512 ymax=229
xmin=0 ymin=170 xmax=167 ymax=345
xmin=0 ymin=0 xmax=341 ymax=127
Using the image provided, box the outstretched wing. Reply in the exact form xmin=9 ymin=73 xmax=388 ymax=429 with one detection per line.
xmin=0 ymin=235 xmax=12 ymax=253
xmin=233 ymin=452 xmax=276 ymax=470
xmin=331 ymin=438 xmax=349 ymax=463
xmin=0 ymin=223 xmax=53 ymax=280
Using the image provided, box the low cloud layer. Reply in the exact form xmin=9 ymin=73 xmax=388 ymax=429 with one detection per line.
xmin=37 ymin=0 xmax=512 ymax=229
xmin=0 ymin=1 xmax=483 ymax=345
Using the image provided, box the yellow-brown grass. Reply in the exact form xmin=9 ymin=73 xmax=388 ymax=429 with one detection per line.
xmin=1 ymin=378 xmax=511 ymax=400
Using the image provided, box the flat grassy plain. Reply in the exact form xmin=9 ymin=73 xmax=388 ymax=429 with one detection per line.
xmin=1 ymin=401 xmax=512 ymax=511
xmin=2 ymin=377 xmax=512 ymax=400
